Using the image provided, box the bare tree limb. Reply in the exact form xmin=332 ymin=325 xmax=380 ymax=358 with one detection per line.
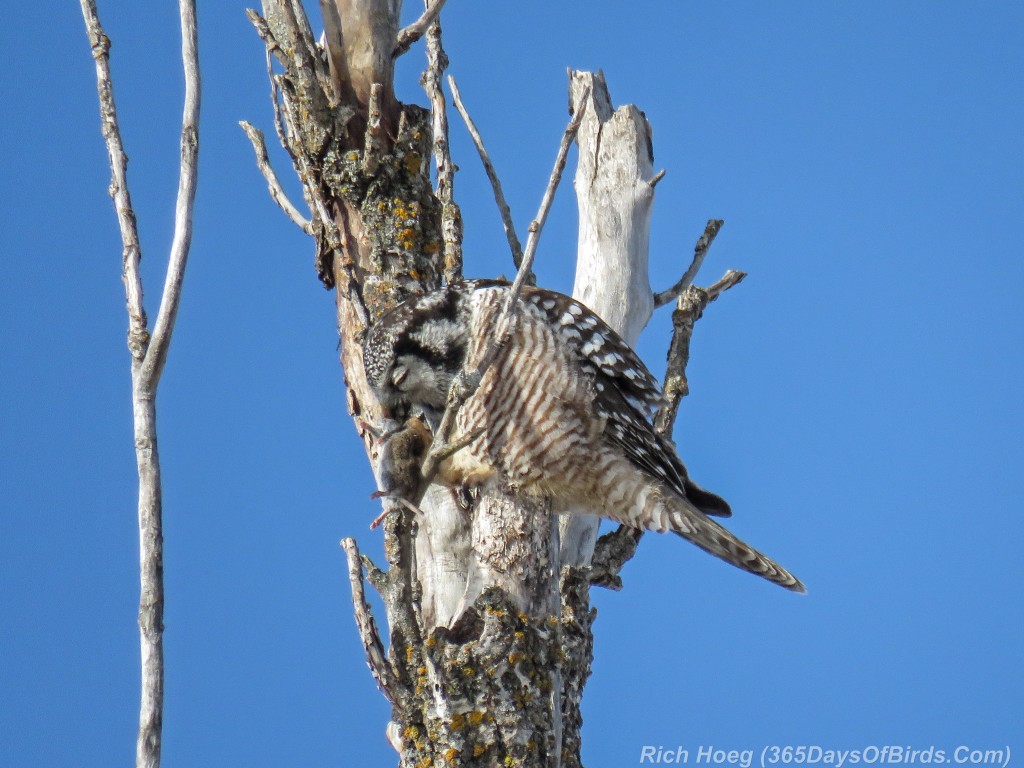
xmin=240 ymin=121 xmax=312 ymax=233
xmin=653 ymin=218 xmax=723 ymax=308
xmin=513 ymin=86 xmax=589 ymax=297
xmin=80 ymin=0 xmax=147 ymax=361
xmin=138 ymin=0 xmax=201 ymax=390
xmin=707 ymin=268 xmax=747 ymax=300
xmin=448 ymin=76 xmax=525 ymax=272
xmin=655 ymin=268 xmax=745 ymax=432
xmin=341 ymin=538 xmax=407 ymax=707
xmin=80 ymin=2 xmax=200 ymax=767
xmin=394 ymin=0 xmax=447 ymax=58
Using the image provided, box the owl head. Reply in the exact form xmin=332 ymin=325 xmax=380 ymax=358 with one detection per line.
xmin=363 ymin=284 xmax=472 ymax=427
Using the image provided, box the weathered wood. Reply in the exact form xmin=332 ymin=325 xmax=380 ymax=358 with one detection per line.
xmin=560 ymin=70 xmax=659 ymax=568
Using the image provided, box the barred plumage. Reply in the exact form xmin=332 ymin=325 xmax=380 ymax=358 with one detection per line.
xmin=364 ymin=280 xmax=804 ymax=593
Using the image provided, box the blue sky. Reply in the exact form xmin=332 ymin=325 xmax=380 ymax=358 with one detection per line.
xmin=2 ymin=2 xmax=1022 ymax=766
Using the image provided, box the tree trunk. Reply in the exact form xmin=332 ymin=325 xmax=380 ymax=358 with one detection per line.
xmin=250 ymin=3 xmax=665 ymax=765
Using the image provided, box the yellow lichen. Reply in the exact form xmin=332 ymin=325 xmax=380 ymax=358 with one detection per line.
xmin=468 ymin=711 xmax=484 ymax=725
xmin=473 ymin=744 xmax=487 ymax=757
xmin=444 ymin=748 xmax=459 ymax=762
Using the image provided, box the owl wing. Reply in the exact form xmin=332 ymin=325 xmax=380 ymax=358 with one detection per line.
xmin=519 ymin=286 xmax=731 ymax=518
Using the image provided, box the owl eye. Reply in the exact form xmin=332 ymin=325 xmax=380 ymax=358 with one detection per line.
xmin=391 ymin=365 xmax=410 ymax=389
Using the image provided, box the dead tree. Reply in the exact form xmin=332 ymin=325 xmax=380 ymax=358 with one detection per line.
xmin=245 ymin=2 xmax=745 ymax=765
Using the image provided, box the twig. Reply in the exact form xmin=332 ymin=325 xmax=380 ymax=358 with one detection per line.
xmin=653 ymin=219 xmax=723 ymax=308
xmin=80 ymin=0 xmax=147 ymax=360
xmin=340 ymin=538 xmax=406 ymax=707
xmin=421 ymin=9 xmax=462 ymax=282
xmin=138 ymin=0 xmax=201 ymax=390
xmin=513 ymin=87 xmax=589 ymax=299
xmin=394 ymin=0 xmax=448 ymax=57
xmin=448 ymin=76 xmax=525 ymax=271
xmin=655 ymin=269 xmax=745 ymax=433
xmin=706 ymin=268 xmax=747 ymax=300
xmin=248 ymin=14 xmax=295 ymax=169
xmin=80 ymin=2 xmax=200 ymax=767
xmin=239 ymin=121 xmax=312 ymax=233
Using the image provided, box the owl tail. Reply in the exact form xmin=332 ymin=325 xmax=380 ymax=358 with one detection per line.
xmin=664 ymin=498 xmax=806 ymax=593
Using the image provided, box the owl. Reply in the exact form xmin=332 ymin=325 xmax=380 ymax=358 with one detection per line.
xmin=363 ymin=279 xmax=804 ymax=592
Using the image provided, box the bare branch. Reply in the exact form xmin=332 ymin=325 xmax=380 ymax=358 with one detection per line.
xmin=421 ymin=11 xmax=462 ymax=282
xmin=653 ymin=218 xmax=723 ymax=308
xmin=341 ymin=538 xmax=406 ymax=707
xmin=240 ymin=121 xmax=312 ymax=233
xmin=448 ymin=76 xmax=525 ymax=271
xmin=514 ymin=87 xmax=589 ymax=296
xmin=137 ymin=0 xmax=201 ymax=389
xmin=706 ymin=268 xmax=747 ymax=300
xmin=80 ymin=0 xmax=147 ymax=362
xmin=655 ymin=268 xmax=745 ymax=433
xmin=394 ymin=0 xmax=447 ymax=58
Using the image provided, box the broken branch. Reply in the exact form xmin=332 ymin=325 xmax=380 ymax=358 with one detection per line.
xmin=394 ymin=0 xmax=448 ymax=57
xmin=653 ymin=219 xmax=723 ymax=308
xmin=240 ymin=121 xmax=312 ymax=233
xmin=341 ymin=537 xmax=407 ymax=707
xmin=448 ymin=76 xmax=525 ymax=271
